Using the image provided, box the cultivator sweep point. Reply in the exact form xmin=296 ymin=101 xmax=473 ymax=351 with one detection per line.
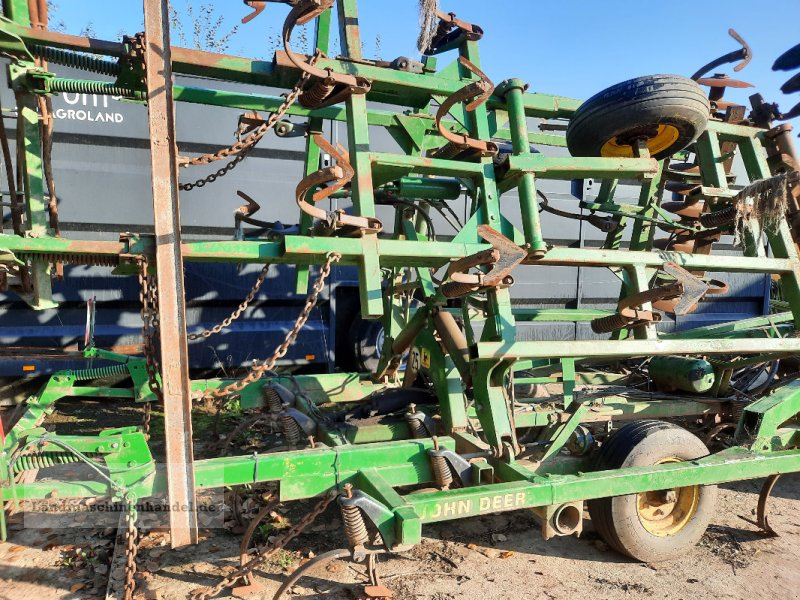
xmin=1 ymin=1 xmax=800 ymax=597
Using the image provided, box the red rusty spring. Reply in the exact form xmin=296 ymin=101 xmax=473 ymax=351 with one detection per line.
xmin=405 ymin=413 xmax=428 ymax=439
xmin=262 ymin=385 xmax=284 ymax=414
xmin=299 ymin=80 xmax=336 ymax=109
xmin=280 ymin=413 xmax=304 ymax=446
xmin=340 ymin=503 xmax=369 ymax=548
xmin=700 ymin=204 xmax=738 ymax=228
xmin=590 ymin=313 xmax=632 ymax=334
xmin=441 ymin=280 xmax=480 ymax=299
xmin=432 ymin=142 xmax=464 ymax=160
xmin=18 ymin=252 xmax=119 ymax=267
xmin=431 ymin=453 xmax=454 ymax=489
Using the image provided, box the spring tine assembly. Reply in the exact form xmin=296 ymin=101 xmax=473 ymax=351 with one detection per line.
xmin=591 ymin=262 xmax=729 ymax=334
xmin=423 ymin=10 xmax=484 ymax=56
xmin=295 ymin=133 xmax=382 ymax=236
xmin=279 ymin=0 xmax=371 ymax=109
xmin=660 ymin=262 xmax=727 ymax=315
xmin=441 ymin=225 xmax=526 ymax=298
xmin=691 ymin=28 xmax=752 ymax=81
xmin=432 ymin=57 xmax=498 ymax=160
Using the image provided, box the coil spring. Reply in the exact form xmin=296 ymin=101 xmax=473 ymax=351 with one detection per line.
xmin=48 ymin=78 xmax=145 ymax=100
xmin=431 ymin=453 xmax=454 ymax=489
xmin=72 ymin=364 xmax=129 ymax=382
xmin=441 ymin=280 xmax=480 ymax=299
xmin=700 ymin=204 xmax=737 ymax=228
xmin=280 ymin=414 xmax=304 ymax=445
xmin=731 ymin=400 xmax=749 ymax=424
xmin=405 ymin=414 xmax=428 ymax=439
xmin=299 ymin=80 xmax=336 ymax=109
xmin=17 ymin=252 xmax=120 ymax=267
xmin=263 ymin=386 xmax=283 ymax=414
xmin=432 ymin=142 xmax=463 ymax=160
xmin=340 ymin=503 xmax=369 ymax=548
xmin=13 ymin=451 xmax=90 ymax=473
xmin=32 ymin=45 xmax=121 ymax=77
xmin=590 ymin=313 xmax=632 ymax=334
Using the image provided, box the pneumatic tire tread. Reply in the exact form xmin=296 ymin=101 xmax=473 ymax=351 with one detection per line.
xmin=566 ymin=75 xmax=710 ymax=160
xmin=587 ymin=420 xmax=717 ymax=562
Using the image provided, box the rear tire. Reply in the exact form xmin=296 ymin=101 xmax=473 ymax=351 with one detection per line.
xmin=349 ymin=318 xmax=384 ymax=373
xmin=566 ymin=75 xmax=710 ymax=160
xmin=588 ymin=420 xmax=717 ymax=562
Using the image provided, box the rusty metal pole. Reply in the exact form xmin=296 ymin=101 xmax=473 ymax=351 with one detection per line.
xmin=142 ymin=0 xmax=198 ymax=547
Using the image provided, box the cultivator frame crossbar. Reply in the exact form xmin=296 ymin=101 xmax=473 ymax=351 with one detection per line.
xmin=2 ymin=0 xmax=800 ymax=588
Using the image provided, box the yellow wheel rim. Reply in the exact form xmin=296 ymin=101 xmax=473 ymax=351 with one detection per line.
xmin=636 ymin=457 xmax=700 ymax=537
xmin=601 ymin=124 xmax=680 ymax=158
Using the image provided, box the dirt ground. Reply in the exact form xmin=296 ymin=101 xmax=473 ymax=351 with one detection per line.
xmin=2 ymin=398 xmax=800 ymax=600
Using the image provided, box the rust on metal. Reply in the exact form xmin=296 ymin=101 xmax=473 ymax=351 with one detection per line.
xmin=142 ymin=0 xmax=198 ymax=548
xmin=441 ymin=225 xmax=526 ymax=298
xmin=696 ymin=75 xmax=754 ymax=89
xmin=740 ymin=473 xmax=781 ymax=537
xmin=432 ymin=57 xmax=498 ymax=160
xmin=295 ymin=133 xmax=382 ymax=235
xmin=279 ymin=0 xmax=371 ymax=109
xmin=422 ymin=10 xmax=483 ymax=55
xmin=691 ymin=28 xmax=752 ymax=81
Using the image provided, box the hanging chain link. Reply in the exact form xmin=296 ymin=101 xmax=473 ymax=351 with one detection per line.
xmin=136 ymin=256 xmax=162 ymax=437
xmin=122 ymin=500 xmax=139 ymax=600
xmin=189 ymin=491 xmax=336 ymax=600
xmin=196 ymin=252 xmax=341 ymax=403
xmin=188 ymin=264 xmax=271 ymax=341
xmin=179 ymin=53 xmax=320 ymax=192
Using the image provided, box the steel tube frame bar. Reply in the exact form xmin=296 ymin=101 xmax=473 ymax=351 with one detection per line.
xmin=3 ymin=234 xmax=799 ymax=273
xmin=142 ymin=0 xmax=197 ymax=547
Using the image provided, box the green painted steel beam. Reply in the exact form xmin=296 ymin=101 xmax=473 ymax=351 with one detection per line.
xmin=661 ymin=312 xmax=795 ymax=339
xmin=511 ymin=308 xmax=612 ymax=322
xmin=474 ymin=337 xmax=800 ymax=361
xmin=407 ymin=447 xmax=800 ymax=523
xmin=526 ymin=247 xmax=798 ymax=273
xmin=505 ymin=154 xmax=659 ymax=180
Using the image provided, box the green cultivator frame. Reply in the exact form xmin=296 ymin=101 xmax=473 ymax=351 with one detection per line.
xmin=2 ymin=0 xmax=800 ymax=591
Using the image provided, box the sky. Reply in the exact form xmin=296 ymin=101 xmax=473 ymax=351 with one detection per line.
xmin=49 ymin=1 xmax=800 ymax=129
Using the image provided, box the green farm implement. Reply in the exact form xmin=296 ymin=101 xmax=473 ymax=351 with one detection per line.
xmin=1 ymin=0 xmax=800 ymax=597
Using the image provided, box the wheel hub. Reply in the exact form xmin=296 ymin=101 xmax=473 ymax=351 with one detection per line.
xmin=636 ymin=458 xmax=700 ymax=537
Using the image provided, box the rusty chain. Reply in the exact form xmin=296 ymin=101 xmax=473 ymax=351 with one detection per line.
xmin=136 ymin=256 xmax=162 ymax=436
xmin=122 ymin=500 xmax=139 ymax=600
xmin=195 ymin=252 xmax=341 ymax=403
xmin=188 ymin=264 xmax=271 ymax=341
xmin=179 ymin=53 xmax=320 ymax=192
xmin=189 ymin=491 xmax=336 ymax=600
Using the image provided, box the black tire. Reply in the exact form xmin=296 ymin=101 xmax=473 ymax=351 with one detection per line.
xmin=566 ymin=75 xmax=710 ymax=160
xmin=513 ymin=370 xmax=542 ymax=400
xmin=587 ymin=420 xmax=717 ymax=562
xmin=349 ymin=317 xmax=384 ymax=373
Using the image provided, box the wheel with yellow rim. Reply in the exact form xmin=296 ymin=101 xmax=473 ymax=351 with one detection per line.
xmin=566 ymin=75 xmax=710 ymax=160
xmin=587 ymin=420 xmax=717 ymax=562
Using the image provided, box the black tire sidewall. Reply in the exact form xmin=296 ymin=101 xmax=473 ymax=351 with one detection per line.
xmin=349 ymin=318 xmax=384 ymax=373
xmin=590 ymin=422 xmax=717 ymax=562
xmin=566 ymin=75 xmax=710 ymax=160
